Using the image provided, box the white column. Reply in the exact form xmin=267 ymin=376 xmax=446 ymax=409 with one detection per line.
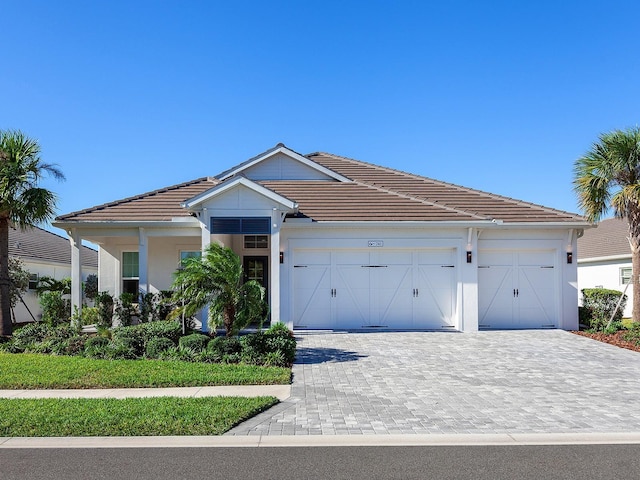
xmin=69 ymin=229 xmax=82 ymax=321
xmin=138 ymin=228 xmax=148 ymax=298
xmin=270 ymin=213 xmax=281 ymax=325
xmin=200 ymin=209 xmax=211 ymax=332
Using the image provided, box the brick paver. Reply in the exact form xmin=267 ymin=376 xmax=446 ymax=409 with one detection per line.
xmin=228 ymin=330 xmax=640 ymax=435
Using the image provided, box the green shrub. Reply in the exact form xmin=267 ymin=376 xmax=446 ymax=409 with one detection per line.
xmin=65 ymin=335 xmax=89 ymax=356
xmin=106 ymin=338 xmax=138 ymax=360
xmin=264 ymin=323 xmax=296 ymax=366
xmin=95 ymin=292 xmax=114 ymax=328
xmin=240 ymin=332 xmax=267 ymax=365
xmin=115 ymin=292 xmax=136 ymax=327
xmin=83 ymin=336 xmax=111 ymax=359
xmin=39 ymin=291 xmax=70 ymax=327
xmin=581 ymin=288 xmax=627 ymax=332
xmin=145 ymin=337 xmax=175 ymax=359
xmin=178 ymin=333 xmax=209 ymax=352
xmin=623 ymin=322 xmax=640 ymax=345
xmin=207 ymin=336 xmax=242 ymax=357
xmin=111 ymin=320 xmax=182 ymax=359
xmin=13 ymin=323 xmax=50 ymax=344
xmin=79 ymin=307 xmax=101 ymax=326
xmin=158 ymin=345 xmax=198 ymax=362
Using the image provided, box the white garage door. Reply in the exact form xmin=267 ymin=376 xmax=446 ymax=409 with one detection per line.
xmin=478 ymin=250 xmax=558 ymax=329
xmin=293 ymin=248 xmax=457 ymax=329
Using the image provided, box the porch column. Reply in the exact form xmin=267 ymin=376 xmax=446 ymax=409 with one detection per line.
xmin=200 ymin=208 xmax=211 ymax=332
xmin=270 ymin=222 xmax=281 ymax=325
xmin=69 ymin=229 xmax=82 ymax=320
xmin=138 ymin=228 xmax=148 ymax=297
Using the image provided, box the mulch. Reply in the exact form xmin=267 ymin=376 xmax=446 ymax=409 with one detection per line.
xmin=572 ymin=330 xmax=640 ymax=353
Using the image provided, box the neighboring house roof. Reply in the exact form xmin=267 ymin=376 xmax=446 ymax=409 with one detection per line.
xmin=9 ymin=226 xmax=98 ymax=268
xmin=578 ymin=217 xmax=630 ymax=260
xmin=55 ymin=146 xmax=584 ymax=224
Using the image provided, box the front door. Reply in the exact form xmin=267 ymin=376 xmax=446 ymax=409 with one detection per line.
xmin=243 ymin=256 xmax=269 ymax=301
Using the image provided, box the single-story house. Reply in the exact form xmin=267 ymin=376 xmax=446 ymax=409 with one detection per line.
xmin=9 ymin=226 xmax=98 ymax=323
xmin=577 ymin=217 xmax=633 ymax=317
xmin=53 ymin=144 xmax=589 ymax=332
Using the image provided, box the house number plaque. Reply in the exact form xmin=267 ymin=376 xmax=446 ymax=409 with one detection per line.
xmin=367 ymin=240 xmax=384 ymax=247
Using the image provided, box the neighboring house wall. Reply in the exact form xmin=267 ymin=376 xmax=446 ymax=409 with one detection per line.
xmin=577 ymin=218 xmax=632 ymax=318
xmin=578 ymin=257 xmax=633 ymax=317
xmin=10 ymin=227 xmax=98 ymax=324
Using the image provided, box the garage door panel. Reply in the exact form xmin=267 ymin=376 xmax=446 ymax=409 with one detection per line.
xmin=335 ymin=264 xmax=370 ymax=327
xmin=377 ymin=265 xmax=413 ymax=327
xmin=415 ymin=265 xmax=456 ymax=328
xmin=293 ymin=264 xmax=332 ymax=328
xmin=478 ymin=266 xmax=514 ymax=327
xmin=478 ymin=249 xmax=558 ymax=329
xmin=519 ymin=266 xmax=556 ymax=325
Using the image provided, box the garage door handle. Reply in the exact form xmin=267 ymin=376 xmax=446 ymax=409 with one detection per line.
xmin=513 ymin=288 xmax=519 ymax=297
xmin=331 ymin=288 xmax=336 ymax=297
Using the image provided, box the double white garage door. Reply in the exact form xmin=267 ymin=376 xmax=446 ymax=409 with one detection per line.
xmin=291 ymin=246 xmax=559 ymax=330
xmin=292 ymin=248 xmax=457 ymax=330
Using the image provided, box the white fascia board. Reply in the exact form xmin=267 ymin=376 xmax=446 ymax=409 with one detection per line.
xmin=577 ymin=254 xmax=632 ymax=264
xmin=217 ymin=146 xmax=352 ymax=183
xmin=53 ymin=219 xmax=201 ymax=229
xmin=283 ymin=220 xmax=497 ymax=229
xmin=181 ymin=176 xmax=298 ymax=211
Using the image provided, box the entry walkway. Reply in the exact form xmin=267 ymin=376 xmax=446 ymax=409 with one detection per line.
xmin=228 ymin=330 xmax=640 ymax=435
xmin=0 ymin=385 xmax=291 ymax=400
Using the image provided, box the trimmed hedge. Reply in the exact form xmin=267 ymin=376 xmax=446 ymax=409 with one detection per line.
xmin=581 ymin=288 xmax=627 ymax=332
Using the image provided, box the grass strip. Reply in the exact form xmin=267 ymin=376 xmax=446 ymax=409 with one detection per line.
xmin=0 ymin=353 xmax=290 ymax=389
xmin=0 ymin=396 xmax=277 ymax=436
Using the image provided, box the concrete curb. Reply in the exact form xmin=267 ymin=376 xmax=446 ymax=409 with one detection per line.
xmin=2 ymin=432 xmax=640 ymax=449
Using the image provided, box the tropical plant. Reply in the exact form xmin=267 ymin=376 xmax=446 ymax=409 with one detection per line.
xmin=35 ymin=276 xmax=71 ymax=296
xmin=0 ymin=130 xmax=65 ymax=336
xmin=8 ymin=257 xmax=30 ymax=322
xmin=171 ymin=243 xmax=266 ymax=336
xmin=574 ymin=127 xmax=640 ymax=322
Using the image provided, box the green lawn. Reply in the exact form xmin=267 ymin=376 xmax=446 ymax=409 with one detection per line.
xmin=0 ymin=396 xmax=277 ymax=436
xmin=0 ymin=352 xmax=289 ymax=436
xmin=0 ymin=352 xmax=290 ymax=389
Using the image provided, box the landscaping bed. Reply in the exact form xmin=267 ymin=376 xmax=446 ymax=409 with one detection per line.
xmin=573 ymin=330 xmax=640 ymax=353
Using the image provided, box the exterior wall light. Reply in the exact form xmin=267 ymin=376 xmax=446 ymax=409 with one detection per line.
xmin=279 ymin=252 xmax=284 ymax=264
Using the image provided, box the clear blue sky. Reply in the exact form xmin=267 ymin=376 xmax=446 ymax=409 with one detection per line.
xmin=3 ymin=0 xmax=639 ymax=226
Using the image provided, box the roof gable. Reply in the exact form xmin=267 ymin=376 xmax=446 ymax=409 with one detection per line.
xmin=182 ymin=176 xmax=298 ymax=211
xmin=216 ymin=144 xmax=351 ymax=183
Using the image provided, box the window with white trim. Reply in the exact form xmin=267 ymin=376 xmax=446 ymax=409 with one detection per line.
xmin=28 ymin=273 xmax=38 ymax=290
xmin=122 ymin=252 xmax=139 ymax=296
xmin=620 ymin=267 xmax=633 ymax=285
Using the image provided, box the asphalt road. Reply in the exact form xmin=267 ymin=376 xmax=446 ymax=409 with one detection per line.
xmin=2 ymin=445 xmax=639 ymax=480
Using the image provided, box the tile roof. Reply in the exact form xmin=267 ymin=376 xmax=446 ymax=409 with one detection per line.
xmin=55 ymin=148 xmax=585 ymax=224
xmin=9 ymin=226 xmax=98 ymax=268
xmin=578 ymin=217 xmax=630 ymax=260
xmin=308 ymin=153 xmax=584 ymax=223
xmin=56 ymin=177 xmax=217 ymax=222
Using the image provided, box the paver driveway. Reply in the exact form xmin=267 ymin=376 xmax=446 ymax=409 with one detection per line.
xmin=228 ymin=330 xmax=640 ymax=435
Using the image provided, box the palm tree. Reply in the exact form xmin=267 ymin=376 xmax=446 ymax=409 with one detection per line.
xmin=171 ymin=243 xmax=266 ymax=336
xmin=0 ymin=130 xmax=65 ymax=336
xmin=574 ymin=126 xmax=640 ymax=322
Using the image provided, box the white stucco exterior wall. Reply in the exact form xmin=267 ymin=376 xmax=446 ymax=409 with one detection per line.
xmin=578 ymin=258 xmax=633 ymax=318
